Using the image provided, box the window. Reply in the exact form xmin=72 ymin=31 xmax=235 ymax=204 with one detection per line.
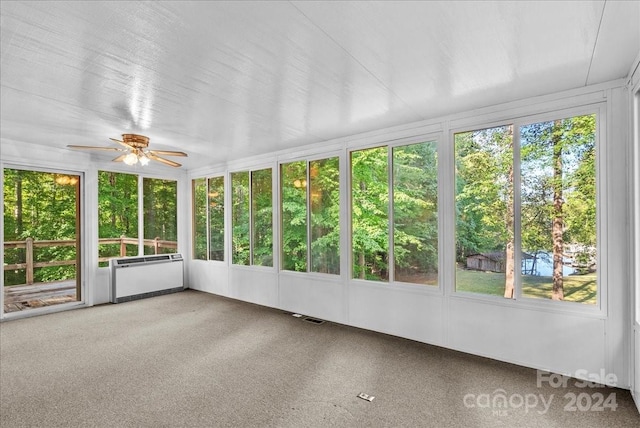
xmin=393 ymin=142 xmax=438 ymax=285
xmin=98 ymin=172 xmax=177 ymax=263
xmin=351 ymin=147 xmax=389 ymax=281
xmin=351 ymin=142 xmax=438 ymax=284
xmin=280 ymin=157 xmax=340 ymax=274
xmin=455 ymin=113 xmax=597 ymax=305
xmin=455 ymin=126 xmax=514 ymax=296
xmin=251 ymin=169 xmax=273 ymax=266
xmin=520 ymin=115 xmax=596 ymax=304
xmin=310 ymin=157 xmax=340 ymax=274
xmin=208 ymin=176 xmax=225 ymax=261
xmin=143 ymin=178 xmax=177 ymax=255
xmin=192 ymin=176 xmax=225 ymax=261
xmin=231 ymin=168 xmax=273 ymax=266
xmin=231 ymin=171 xmax=250 ymax=265
xmin=281 ymin=161 xmax=307 ymax=272
xmin=193 ymin=178 xmax=207 ymax=260
xmin=98 ymin=171 xmax=139 ymax=266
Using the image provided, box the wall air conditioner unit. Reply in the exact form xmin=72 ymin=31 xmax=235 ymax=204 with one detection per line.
xmin=110 ymin=253 xmax=184 ymax=303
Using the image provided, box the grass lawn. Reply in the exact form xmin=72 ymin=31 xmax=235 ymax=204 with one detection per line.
xmin=456 ymin=267 xmax=597 ymax=304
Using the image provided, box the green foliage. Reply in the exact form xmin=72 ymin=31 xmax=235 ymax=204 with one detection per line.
xmin=3 ymin=169 xmax=79 ymax=286
xmin=393 ymin=142 xmax=438 ymax=282
xmin=455 ymin=114 xmax=597 ymax=301
xmin=281 ymin=161 xmax=308 ymax=271
xmin=520 ymin=115 xmax=596 ymax=254
xmin=251 ymin=169 xmax=273 ymax=266
xmin=208 ymin=176 xmax=225 ymax=261
xmin=232 ymin=171 xmax=250 ymax=265
xmin=143 ymin=177 xmax=177 ymax=255
xmin=98 ymin=171 xmax=139 ymax=262
xmin=455 ymin=127 xmax=513 ymax=262
xmin=310 ymin=157 xmax=340 ymax=274
xmin=193 ymin=178 xmax=208 ymax=260
xmin=351 ymin=147 xmax=389 ymax=280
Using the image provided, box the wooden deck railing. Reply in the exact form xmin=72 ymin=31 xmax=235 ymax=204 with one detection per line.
xmin=3 ymin=237 xmax=178 ymax=285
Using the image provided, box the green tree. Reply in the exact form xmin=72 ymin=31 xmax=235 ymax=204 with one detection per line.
xmin=351 ymin=147 xmax=389 ymax=280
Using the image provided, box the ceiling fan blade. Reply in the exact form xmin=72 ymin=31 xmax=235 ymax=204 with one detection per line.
xmin=112 ymin=154 xmax=127 ymax=162
xmin=148 ymin=150 xmax=188 ymax=157
xmin=148 ymin=153 xmax=182 ymax=167
xmin=67 ymin=145 xmax=125 ymax=152
xmin=109 ymin=137 xmax=134 ymax=149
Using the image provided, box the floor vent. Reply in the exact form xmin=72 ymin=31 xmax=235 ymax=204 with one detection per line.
xmin=303 ymin=317 xmax=325 ymax=325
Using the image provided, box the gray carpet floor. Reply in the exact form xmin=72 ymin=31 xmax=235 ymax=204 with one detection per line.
xmin=1 ymin=289 xmax=638 ymax=427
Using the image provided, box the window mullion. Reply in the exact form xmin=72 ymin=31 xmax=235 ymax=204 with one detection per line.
xmin=388 ymin=146 xmax=394 ymax=283
xmin=249 ymin=171 xmax=254 ymax=266
xmin=137 ymin=175 xmax=144 ymax=256
xmin=306 ymin=161 xmax=311 ymax=272
xmin=206 ymin=178 xmax=211 ymax=260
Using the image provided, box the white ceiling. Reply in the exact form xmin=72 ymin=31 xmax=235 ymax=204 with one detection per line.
xmin=1 ymin=1 xmax=639 ymax=170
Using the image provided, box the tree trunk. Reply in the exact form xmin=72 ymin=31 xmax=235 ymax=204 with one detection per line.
xmin=504 ymin=127 xmax=515 ymax=298
xmin=552 ymin=120 xmax=564 ymax=300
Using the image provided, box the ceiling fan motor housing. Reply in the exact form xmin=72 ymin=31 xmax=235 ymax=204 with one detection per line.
xmin=121 ymin=134 xmax=150 ymax=149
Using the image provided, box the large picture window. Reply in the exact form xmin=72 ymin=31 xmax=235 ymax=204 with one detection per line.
xmin=455 ymin=113 xmax=597 ymax=305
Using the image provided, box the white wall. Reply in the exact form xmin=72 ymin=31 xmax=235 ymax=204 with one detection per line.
xmin=187 ymin=80 xmax=633 ymax=389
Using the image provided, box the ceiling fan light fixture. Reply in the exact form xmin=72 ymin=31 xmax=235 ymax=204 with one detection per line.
xmin=139 ymin=154 xmax=150 ymax=166
xmin=123 ymin=152 xmax=139 ymax=165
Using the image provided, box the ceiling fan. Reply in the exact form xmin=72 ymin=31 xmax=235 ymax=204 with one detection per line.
xmin=67 ymin=134 xmax=187 ymax=167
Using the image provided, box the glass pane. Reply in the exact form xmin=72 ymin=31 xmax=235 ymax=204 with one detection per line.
xmin=208 ymin=176 xmax=225 ymax=261
xmin=192 ymin=178 xmax=207 ymax=260
xmin=3 ymin=169 xmax=81 ymax=313
xmin=351 ymin=147 xmax=389 ymax=281
xmin=251 ymin=168 xmax=273 ymax=267
xmin=281 ymin=161 xmax=307 ymax=272
xmin=231 ymin=171 xmax=250 ymax=265
xmin=143 ymin=178 xmax=177 ymax=255
xmin=455 ymin=126 xmax=514 ymax=297
xmin=310 ymin=157 xmax=340 ymax=275
xmin=98 ymin=171 xmax=139 ymax=266
xmin=520 ymin=114 xmax=597 ymax=304
xmin=393 ymin=142 xmax=438 ymax=285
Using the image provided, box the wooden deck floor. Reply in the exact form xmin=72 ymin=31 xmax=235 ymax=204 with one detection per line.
xmin=4 ymin=281 xmax=78 ymax=313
